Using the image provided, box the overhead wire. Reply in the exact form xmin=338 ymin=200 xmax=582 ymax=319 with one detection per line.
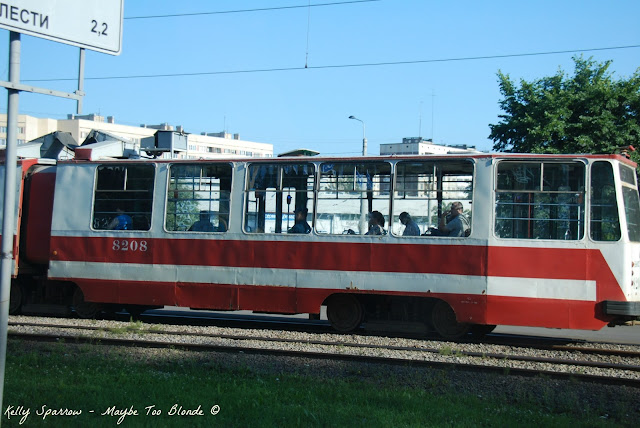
xmin=123 ymin=0 xmax=379 ymax=20
xmin=308 ymin=44 xmax=640 ymax=69
xmin=22 ymin=44 xmax=640 ymax=83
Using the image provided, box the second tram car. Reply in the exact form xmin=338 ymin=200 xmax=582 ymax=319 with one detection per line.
xmin=5 ymin=153 xmax=640 ymax=338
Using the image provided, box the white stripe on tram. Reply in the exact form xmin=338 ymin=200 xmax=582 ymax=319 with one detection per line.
xmin=49 ymin=261 xmax=596 ymax=301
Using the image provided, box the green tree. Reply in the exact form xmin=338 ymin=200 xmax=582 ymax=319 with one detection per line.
xmin=489 ymin=56 xmax=640 ymax=163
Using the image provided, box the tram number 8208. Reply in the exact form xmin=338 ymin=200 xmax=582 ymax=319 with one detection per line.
xmin=112 ymin=239 xmax=148 ymax=252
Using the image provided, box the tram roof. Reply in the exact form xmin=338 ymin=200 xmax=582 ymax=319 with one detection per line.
xmin=52 ymin=152 xmax=637 ymax=168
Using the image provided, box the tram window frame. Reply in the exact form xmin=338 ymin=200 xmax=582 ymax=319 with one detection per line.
xmin=494 ymin=161 xmax=586 ymax=240
xmin=92 ymin=163 xmax=155 ymax=231
xmin=392 ymin=160 xmax=474 ymax=237
xmin=244 ymin=163 xmax=315 ymax=234
xmin=165 ymin=163 xmax=233 ymax=233
xmin=316 ymin=161 xmax=392 ymax=235
xmin=619 ymin=164 xmax=640 ymax=242
xmin=590 ymin=161 xmax=621 ymax=242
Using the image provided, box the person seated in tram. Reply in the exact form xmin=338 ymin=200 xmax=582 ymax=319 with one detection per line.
xmin=189 ymin=211 xmax=215 ymax=232
xmin=216 ymin=215 xmax=229 ymax=232
xmin=365 ymin=211 xmax=386 ymax=235
xmin=399 ymin=211 xmax=420 ymax=236
xmin=437 ymin=201 xmax=466 ymax=237
xmin=108 ymin=207 xmax=133 ymax=230
xmin=288 ymin=207 xmax=311 ymax=234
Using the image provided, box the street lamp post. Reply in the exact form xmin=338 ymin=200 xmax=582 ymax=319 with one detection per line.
xmin=349 ymin=115 xmax=368 ymax=234
xmin=348 ymin=115 xmax=367 ymax=156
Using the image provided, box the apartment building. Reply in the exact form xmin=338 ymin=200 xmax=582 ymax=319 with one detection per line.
xmin=380 ymin=137 xmax=477 ymax=156
xmin=0 ymin=113 xmax=273 ymax=159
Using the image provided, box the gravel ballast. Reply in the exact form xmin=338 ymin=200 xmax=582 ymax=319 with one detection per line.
xmin=8 ymin=315 xmax=640 ymax=381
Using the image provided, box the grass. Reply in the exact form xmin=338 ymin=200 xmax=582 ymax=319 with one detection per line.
xmin=3 ymin=339 xmax=639 ymax=427
xmin=438 ymin=345 xmax=463 ymax=357
xmin=105 ymin=319 xmax=146 ymax=334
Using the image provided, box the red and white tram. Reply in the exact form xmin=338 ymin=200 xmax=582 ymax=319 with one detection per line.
xmin=3 ymin=153 xmax=640 ymax=338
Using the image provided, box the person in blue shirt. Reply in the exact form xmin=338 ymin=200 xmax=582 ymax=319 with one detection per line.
xmin=438 ymin=202 xmax=465 ymax=237
xmin=399 ymin=212 xmax=420 ymax=236
xmin=108 ymin=208 xmax=133 ymax=230
xmin=288 ymin=207 xmax=311 ymax=234
xmin=189 ymin=211 xmax=215 ymax=232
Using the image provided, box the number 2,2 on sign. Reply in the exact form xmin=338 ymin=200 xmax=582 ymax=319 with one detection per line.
xmin=91 ymin=20 xmax=108 ymax=36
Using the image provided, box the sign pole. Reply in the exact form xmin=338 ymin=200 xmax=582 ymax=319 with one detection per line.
xmin=77 ymin=48 xmax=85 ymax=115
xmin=0 ymin=31 xmax=21 ymax=419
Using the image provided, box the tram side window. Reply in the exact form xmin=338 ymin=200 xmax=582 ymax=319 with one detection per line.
xmin=92 ymin=164 xmax=155 ymax=231
xmin=393 ymin=161 xmax=473 ymax=237
xmin=316 ymin=162 xmax=391 ymax=235
xmin=244 ymin=163 xmax=315 ymax=233
xmin=495 ymin=161 xmax=585 ymax=240
xmin=166 ymin=163 xmax=232 ymax=232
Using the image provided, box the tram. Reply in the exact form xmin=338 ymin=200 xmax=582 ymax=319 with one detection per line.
xmin=3 ymin=152 xmax=640 ymax=338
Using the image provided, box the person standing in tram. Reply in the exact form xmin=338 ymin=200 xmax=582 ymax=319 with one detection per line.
xmin=399 ymin=212 xmax=420 ymax=236
xmin=108 ymin=207 xmax=133 ymax=230
xmin=366 ymin=211 xmax=386 ymax=235
xmin=288 ymin=207 xmax=311 ymax=234
xmin=438 ymin=202 xmax=465 ymax=237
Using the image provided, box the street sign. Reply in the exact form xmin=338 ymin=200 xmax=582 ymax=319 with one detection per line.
xmin=0 ymin=0 xmax=124 ymax=55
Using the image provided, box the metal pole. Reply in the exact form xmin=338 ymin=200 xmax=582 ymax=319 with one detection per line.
xmin=348 ymin=116 xmax=367 ymax=156
xmin=361 ymin=125 xmax=367 ymax=157
xmin=0 ymin=31 xmax=21 ymax=418
xmin=349 ymin=116 xmax=368 ymax=233
xmin=77 ymin=48 xmax=85 ymax=115
xmin=431 ymin=89 xmax=435 ymax=142
xmin=359 ymin=122 xmax=367 ymax=234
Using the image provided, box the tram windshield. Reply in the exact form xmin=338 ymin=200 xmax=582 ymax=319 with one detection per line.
xmin=590 ymin=162 xmax=621 ymax=241
xmin=619 ymin=163 xmax=640 ymax=242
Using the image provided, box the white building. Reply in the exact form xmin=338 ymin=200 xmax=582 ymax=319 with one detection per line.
xmin=380 ymin=137 xmax=477 ymax=156
xmin=0 ymin=113 xmax=273 ymax=159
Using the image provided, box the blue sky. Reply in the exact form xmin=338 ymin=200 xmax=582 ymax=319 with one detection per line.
xmin=1 ymin=0 xmax=639 ymax=155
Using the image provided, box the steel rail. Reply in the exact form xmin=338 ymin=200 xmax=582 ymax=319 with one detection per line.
xmin=12 ymin=313 xmax=640 ymax=352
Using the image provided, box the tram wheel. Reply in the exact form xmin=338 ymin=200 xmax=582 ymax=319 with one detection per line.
xmin=431 ymin=300 xmax=470 ymax=340
xmin=326 ymin=294 xmax=363 ymax=332
xmin=72 ymin=287 xmax=101 ymax=319
xmin=9 ymin=281 xmax=23 ymax=315
xmin=469 ymin=324 xmax=497 ymax=338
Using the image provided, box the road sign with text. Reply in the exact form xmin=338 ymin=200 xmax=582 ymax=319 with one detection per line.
xmin=0 ymin=0 xmax=124 ymax=55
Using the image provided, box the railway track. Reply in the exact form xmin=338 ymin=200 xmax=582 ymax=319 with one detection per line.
xmin=9 ymin=319 xmax=640 ymax=362
xmin=8 ymin=317 xmax=640 ymax=388
xmin=104 ymin=309 xmax=640 ymax=350
xmin=15 ymin=310 xmax=640 ymax=352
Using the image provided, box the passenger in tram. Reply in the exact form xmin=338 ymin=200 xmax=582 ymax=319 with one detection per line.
xmin=189 ymin=211 xmax=215 ymax=232
xmin=216 ymin=215 xmax=229 ymax=232
xmin=108 ymin=208 xmax=133 ymax=230
xmin=288 ymin=207 xmax=311 ymax=234
xmin=437 ymin=201 xmax=465 ymax=237
xmin=399 ymin=212 xmax=420 ymax=236
xmin=366 ymin=211 xmax=386 ymax=235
